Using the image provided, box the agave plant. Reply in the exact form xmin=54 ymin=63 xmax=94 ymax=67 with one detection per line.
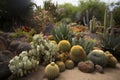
xmin=52 ymin=23 xmax=73 ymax=43
xmin=100 ymin=32 xmax=120 ymax=60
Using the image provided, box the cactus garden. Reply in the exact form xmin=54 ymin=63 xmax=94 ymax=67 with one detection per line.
xmin=0 ymin=0 xmax=120 ymax=80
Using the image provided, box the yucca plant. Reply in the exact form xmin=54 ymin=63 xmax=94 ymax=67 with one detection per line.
xmin=52 ymin=23 xmax=73 ymax=43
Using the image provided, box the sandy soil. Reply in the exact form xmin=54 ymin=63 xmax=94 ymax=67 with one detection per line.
xmin=23 ymin=63 xmax=120 ymax=80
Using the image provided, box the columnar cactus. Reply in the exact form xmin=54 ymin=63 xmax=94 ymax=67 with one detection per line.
xmin=58 ymin=40 xmax=71 ymax=53
xmin=45 ymin=62 xmax=59 ymax=79
xmin=87 ymin=50 xmax=107 ymax=67
xmin=70 ymin=45 xmax=86 ymax=63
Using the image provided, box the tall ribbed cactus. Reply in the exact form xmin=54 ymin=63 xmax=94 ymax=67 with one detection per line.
xmin=90 ymin=16 xmax=97 ymax=33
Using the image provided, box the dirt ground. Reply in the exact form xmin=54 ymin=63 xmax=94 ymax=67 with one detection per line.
xmin=23 ymin=63 xmax=120 ymax=80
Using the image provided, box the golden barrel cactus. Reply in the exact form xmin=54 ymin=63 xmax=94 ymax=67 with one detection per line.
xmin=70 ymin=45 xmax=86 ymax=63
xmin=105 ymin=51 xmax=118 ymax=67
xmin=58 ymin=40 xmax=71 ymax=52
xmin=45 ymin=62 xmax=59 ymax=79
xmin=56 ymin=61 xmax=65 ymax=72
xmin=65 ymin=60 xmax=74 ymax=69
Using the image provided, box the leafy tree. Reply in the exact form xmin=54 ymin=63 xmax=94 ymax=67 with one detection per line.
xmin=58 ymin=3 xmax=79 ymax=22
xmin=0 ymin=0 xmax=35 ymax=32
xmin=76 ymin=0 xmax=107 ymax=25
xmin=112 ymin=2 xmax=120 ymax=25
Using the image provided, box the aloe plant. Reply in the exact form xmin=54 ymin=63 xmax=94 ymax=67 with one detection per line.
xmin=52 ymin=23 xmax=73 ymax=43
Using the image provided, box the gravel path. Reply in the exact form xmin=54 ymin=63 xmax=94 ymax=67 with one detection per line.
xmin=23 ymin=63 xmax=120 ymax=80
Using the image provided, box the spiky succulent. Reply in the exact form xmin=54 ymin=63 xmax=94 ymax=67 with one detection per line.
xmin=105 ymin=51 xmax=118 ymax=67
xmin=58 ymin=40 xmax=71 ymax=53
xmin=45 ymin=62 xmax=59 ymax=79
xmin=70 ymin=45 xmax=86 ymax=63
xmin=65 ymin=60 xmax=74 ymax=69
xmin=56 ymin=61 xmax=65 ymax=72
xmin=52 ymin=23 xmax=73 ymax=43
xmin=72 ymin=37 xmax=96 ymax=54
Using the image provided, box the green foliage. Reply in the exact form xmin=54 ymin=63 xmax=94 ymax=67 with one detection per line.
xmin=113 ymin=6 xmax=120 ymax=25
xmin=52 ymin=23 xmax=73 ymax=43
xmin=0 ymin=0 xmax=35 ymax=31
xmin=72 ymin=37 xmax=96 ymax=54
xmin=58 ymin=3 xmax=79 ymax=21
xmin=77 ymin=0 xmax=107 ymax=24
xmin=100 ymin=32 xmax=120 ymax=56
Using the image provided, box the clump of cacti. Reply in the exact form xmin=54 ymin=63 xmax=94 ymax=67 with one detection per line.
xmin=45 ymin=62 xmax=59 ymax=80
xmin=9 ymin=33 xmax=59 ymax=77
xmin=9 ymin=51 xmax=39 ymax=77
xmin=105 ymin=51 xmax=118 ymax=68
xmin=87 ymin=50 xmax=107 ymax=67
xmin=55 ymin=53 xmax=68 ymax=62
xmin=65 ymin=60 xmax=74 ymax=69
xmin=58 ymin=40 xmax=71 ymax=53
xmin=95 ymin=65 xmax=104 ymax=73
xmin=70 ymin=45 xmax=86 ymax=63
xmin=56 ymin=61 xmax=65 ymax=72
xmin=30 ymin=33 xmax=59 ymax=65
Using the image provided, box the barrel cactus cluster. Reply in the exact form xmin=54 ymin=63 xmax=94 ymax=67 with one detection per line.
xmin=8 ymin=51 xmax=39 ymax=77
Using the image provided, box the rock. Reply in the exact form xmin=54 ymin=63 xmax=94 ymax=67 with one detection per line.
xmin=0 ymin=51 xmax=13 ymax=79
xmin=17 ymin=42 xmax=31 ymax=53
xmin=0 ymin=36 xmax=7 ymax=50
xmin=9 ymin=40 xmax=21 ymax=52
xmin=78 ymin=61 xmax=94 ymax=73
xmin=95 ymin=65 xmax=104 ymax=73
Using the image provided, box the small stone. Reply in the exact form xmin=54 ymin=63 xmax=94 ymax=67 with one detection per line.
xmin=95 ymin=65 xmax=104 ymax=73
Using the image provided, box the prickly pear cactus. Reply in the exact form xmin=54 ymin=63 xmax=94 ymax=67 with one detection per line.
xmin=45 ymin=62 xmax=59 ymax=79
xmin=70 ymin=45 xmax=86 ymax=63
xmin=9 ymin=51 xmax=39 ymax=77
xmin=87 ymin=50 xmax=107 ymax=67
xmin=65 ymin=60 xmax=74 ymax=69
xmin=56 ymin=61 xmax=65 ymax=72
xmin=58 ymin=40 xmax=71 ymax=52
xmin=105 ymin=51 xmax=118 ymax=67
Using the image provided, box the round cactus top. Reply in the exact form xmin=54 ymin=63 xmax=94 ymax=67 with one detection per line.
xmin=51 ymin=62 xmax=55 ymax=66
